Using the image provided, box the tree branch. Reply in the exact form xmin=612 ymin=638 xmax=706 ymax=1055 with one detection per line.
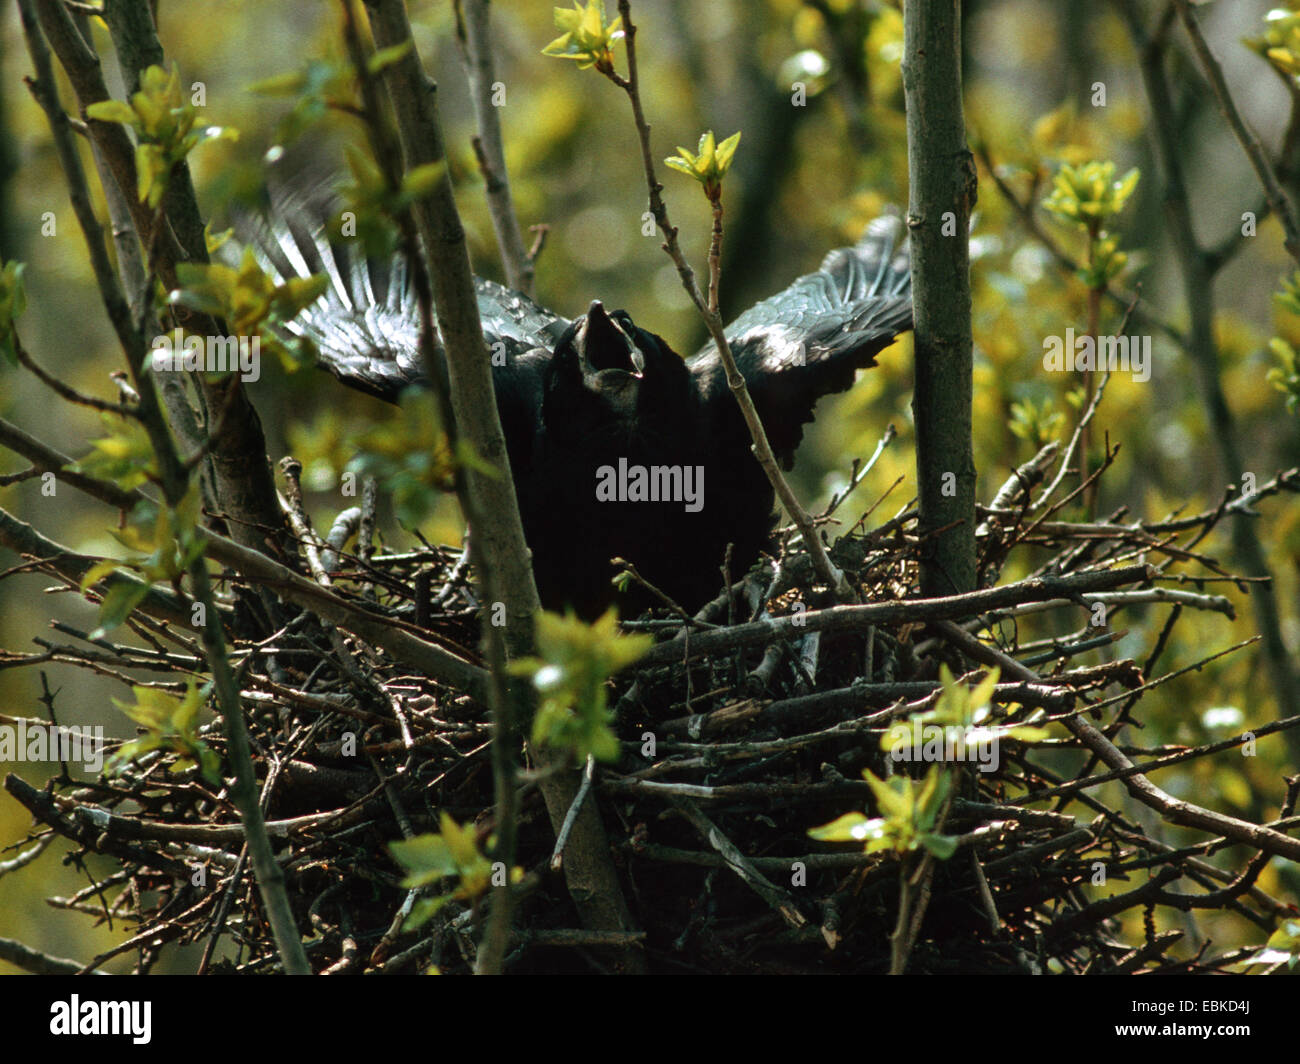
xmin=1172 ymin=0 xmax=1300 ymax=264
xmin=902 ymin=0 xmax=977 ymax=596
xmin=454 ymin=0 xmax=535 ymax=297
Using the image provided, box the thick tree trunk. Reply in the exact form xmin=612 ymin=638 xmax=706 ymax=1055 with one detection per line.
xmin=902 ymin=0 xmax=977 ymax=597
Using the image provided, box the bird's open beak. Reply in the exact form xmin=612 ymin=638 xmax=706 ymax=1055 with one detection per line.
xmin=580 ymin=301 xmax=644 ymax=378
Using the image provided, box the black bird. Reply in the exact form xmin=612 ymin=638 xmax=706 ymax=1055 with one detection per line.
xmin=250 ymin=202 xmax=912 ymax=617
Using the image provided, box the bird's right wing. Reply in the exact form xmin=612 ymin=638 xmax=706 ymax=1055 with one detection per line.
xmin=689 ymin=213 xmax=912 ymax=466
xmin=242 ymin=190 xmax=569 ymax=403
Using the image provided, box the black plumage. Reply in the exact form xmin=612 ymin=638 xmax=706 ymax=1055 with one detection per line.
xmin=250 ymin=202 xmax=912 ymax=617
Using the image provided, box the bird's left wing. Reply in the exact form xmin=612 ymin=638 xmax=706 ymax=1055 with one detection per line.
xmin=689 ymin=213 xmax=911 ymax=466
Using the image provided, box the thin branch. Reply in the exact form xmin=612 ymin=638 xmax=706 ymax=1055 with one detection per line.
xmin=610 ymin=0 xmax=853 ymax=603
xmin=637 ymin=563 xmax=1153 ymax=667
xmin=1173 ymin=0 xmax=1300 ymax=264
xmin=454 ymin=0 xmax=534 ymax=296
xmin=936 ymin=620 xmax=1300 ymax=863
xmin=0 ymin=414 xmax=490 ymax=698
xmin=9 ymin=329 xmax=136 ymax=416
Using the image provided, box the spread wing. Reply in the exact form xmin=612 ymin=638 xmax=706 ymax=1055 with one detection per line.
xmin=689 ymin=212 xmax=912 ymax=466
xmin=241 ymin=190 xmax=569 ymax=403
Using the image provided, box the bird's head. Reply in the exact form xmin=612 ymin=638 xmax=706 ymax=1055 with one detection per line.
xmin=572 ymin=301 xmax=646 ymax=380
xmin=545 ymin=301 xmax=689 ymax=436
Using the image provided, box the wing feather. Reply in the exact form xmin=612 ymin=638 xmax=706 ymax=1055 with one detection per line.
xmin=689 ymin=212 xmax=911 ymax=466
xmin=239 ymin=186 xmax=569 ymax=402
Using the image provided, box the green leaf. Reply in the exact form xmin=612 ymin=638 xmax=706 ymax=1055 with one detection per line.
xmin=79 ymin=559 xmax=124 ymax=591
xmin=808 ymin=811 xmax=879 ymax=842
xmin=665 ymin=129 xmax=741 ymax=191
xmin=542 ymin=0 xmax=625 ymax=71
xmin=72 ymin=413 xmax=158 ymax=491
xmin=1248 ymin=10 xmax=1300 ymax=82
xmin=136 ymin=142 xmax=170 ymax=206
xmin=388 ymin=812 xmax=521 ymax=929
xmin=247 ymin=71 xmax=308 ymax=96
xmin=368 ymin=40 xmax=414 ymax=75
xmin=1267 ymin=919 xmax=1300 ymax=951
xmin=89 ymin=580 xmax=149 ymax=638
xmin=170 ymin=680 xmax=208 ymax=735
xmin=399 ymin=162 xmax=447 ymax=201
xmin=403 ymin=894 xmax=455 ymax=931
xmin=919 ymin=832 xmax=958 ymax=859
xmin=107 ymin=679 xmax=218 ymax=783
xmin=85 ymin=100 xmax=139 ymax=125
xmin=1042 ymin=160 xmax=1140 ymax=229
xmin=814 ymin=765 xmax=956 ymax=859
xmin=510 ymin=608 xmax=651 ymax=764
xmin=1008 ymin=397 xmax=1064 ymax=448
xmin=0 ymin=259 xmax=27 ymax=323
xmin=714 ymin=130 xmax=741 ymax=171
xmin=968 ymin=667 xmax=1001 ymax=713
xmin=390 ymin=833 xmax=459 ymax=887
xmin=863 ymin=769 xmax=912 ymax=820
xmin=191 ymin=124 xmax=240 ymax=150
xmin=196 ymin=744 xmax=222 ymax=786
xmin=105 ymin=736 xmax=162 ymax=776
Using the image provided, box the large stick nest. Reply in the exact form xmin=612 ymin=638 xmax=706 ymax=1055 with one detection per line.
xmin=5 ymin=433 xmax=1300 ymax=975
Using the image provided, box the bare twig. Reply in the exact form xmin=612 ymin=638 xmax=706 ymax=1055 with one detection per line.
xmin=454 ymin=0 xmax=534 ymax=296
xmin=1172 ymin=0 xmax=1300 ymax=264
xmin=937 ymin=620 xmax=1300 ymax=863
xmin=607 ymin=0 xmax=854 ymax=604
